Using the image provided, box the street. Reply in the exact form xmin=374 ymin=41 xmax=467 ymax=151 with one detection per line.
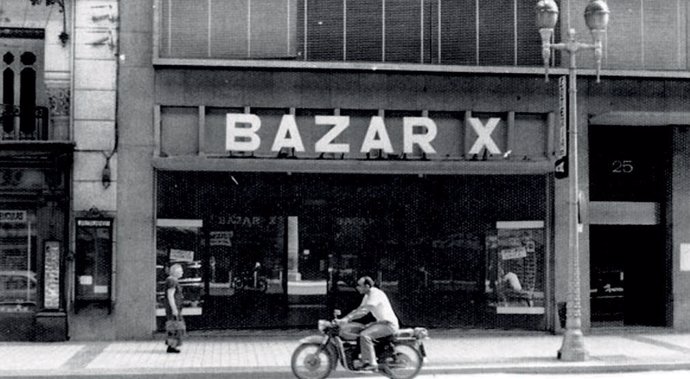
xmin=402 ymin=372 xmax=690 ymax=379
xmin=5 ymin=371 xmax=690 ymax=379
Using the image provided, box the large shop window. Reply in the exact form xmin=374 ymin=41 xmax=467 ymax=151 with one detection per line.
xmin=156 ymin=219 xmax=204 ymax=318
xmin=157 ymin=172 xmax=548 ymax=330
xmin=0 ymin=210 xmax=37 ymax=312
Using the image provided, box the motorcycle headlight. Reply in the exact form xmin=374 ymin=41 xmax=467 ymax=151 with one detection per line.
xmin=318 ymin=320 xmax=330 ymax=332
xmin=414 ymin=327 xmax=429 ymax=339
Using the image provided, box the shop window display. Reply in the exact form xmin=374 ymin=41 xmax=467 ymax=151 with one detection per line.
xmin=157 ymin=172 xmax=548 ymax=330
xmin=155 ymin=219 xmax=204 ymax=318
xmin=485 ymin=221 xmax=545 ymax=314
xmin=0 ymin=210 xmax=37 ymax=312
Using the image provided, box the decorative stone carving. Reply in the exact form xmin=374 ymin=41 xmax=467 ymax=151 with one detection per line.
xmin=47 ymin=87 xmax=70 ymax=117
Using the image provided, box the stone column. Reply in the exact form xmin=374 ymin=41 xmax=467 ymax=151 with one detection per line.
xmin=287 ymin=216 xmax=301 ymax=281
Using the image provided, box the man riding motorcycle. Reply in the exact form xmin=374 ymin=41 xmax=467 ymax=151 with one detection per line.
xmin=336 ymin=276 xmax=399 ymax=371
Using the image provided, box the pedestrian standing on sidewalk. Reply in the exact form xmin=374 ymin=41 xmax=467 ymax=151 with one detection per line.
xmin=165 ymin=263 xmax=185 ymax=353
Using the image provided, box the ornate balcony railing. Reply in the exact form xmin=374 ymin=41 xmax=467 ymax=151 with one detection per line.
xmin=0 ymin=105 xmax=49 ymax=141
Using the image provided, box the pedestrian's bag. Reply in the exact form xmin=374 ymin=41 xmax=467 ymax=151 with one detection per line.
xmin=166 ymin=319 xmax=186 ymax=339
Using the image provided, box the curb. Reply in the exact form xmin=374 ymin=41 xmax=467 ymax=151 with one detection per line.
xmin=3 ymin=362 xmax=690 ymax=378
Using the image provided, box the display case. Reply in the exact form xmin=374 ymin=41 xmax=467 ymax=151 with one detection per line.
xmin=486 ymin=221 xmax=545 ymax=315
xmin=74 ymin=218 xmax=113 ymax=313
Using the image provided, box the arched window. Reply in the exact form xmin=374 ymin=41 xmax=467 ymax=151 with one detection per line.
xmin=2 ymin=67 xmax=14 ymax=134
xmin=19 ymin=66 xmax=37 ymax=136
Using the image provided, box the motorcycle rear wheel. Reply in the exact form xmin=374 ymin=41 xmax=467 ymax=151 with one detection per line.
xmin=383 ymin=344 xmax=423 ymax=379
xmin=291 ymin=343 xmax=335 ymax=379
xmin=257 ymin=278 xmax=268 ymax=292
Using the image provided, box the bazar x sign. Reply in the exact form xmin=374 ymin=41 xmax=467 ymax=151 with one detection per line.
xmin=226 ymin=113 xmax=503 ymax=156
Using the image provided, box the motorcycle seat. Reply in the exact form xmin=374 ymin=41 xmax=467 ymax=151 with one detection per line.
xmin=394 ymin=328 xmax=416 ymax=338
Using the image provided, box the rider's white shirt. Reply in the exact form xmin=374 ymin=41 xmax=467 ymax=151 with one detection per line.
xmin=361 ymin=287 xmax=399 ymax=329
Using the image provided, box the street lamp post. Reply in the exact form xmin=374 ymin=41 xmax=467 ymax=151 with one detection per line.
xmin=536 ymin=0 xmax=610 ymax=362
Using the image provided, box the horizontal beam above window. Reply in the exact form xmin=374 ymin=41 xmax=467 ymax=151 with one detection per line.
xmin=152 ymin=57 xmax=690 ymax=80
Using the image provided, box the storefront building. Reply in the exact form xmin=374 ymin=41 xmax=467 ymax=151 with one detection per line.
xmin=101 ymin=0 xmax=690 ymax=339
xmin=0 ymin=0 xmax=119 ymax=341
xmin=0 ymin=8 xmax=73 ymax=340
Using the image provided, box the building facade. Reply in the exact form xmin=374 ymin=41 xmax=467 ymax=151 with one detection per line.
xmin=0 ymin=0 xmax=118 ymax=341
xmin=3 ymin=0 xmax=690 ymax=341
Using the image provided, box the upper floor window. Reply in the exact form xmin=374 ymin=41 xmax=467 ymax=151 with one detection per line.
xmin=160 ymin=0 xmax=298 ymax=59
xmin=157 ymin=0 xmax=545 ymax=66
xmin=0 ymin=28 xmax=47 ymax=141
xmin=156 ymin=0 xmax=690 ymax=72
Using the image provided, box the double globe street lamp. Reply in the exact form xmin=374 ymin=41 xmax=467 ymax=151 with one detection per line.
xmin=536 ymin=0 xmax=610 ymax=361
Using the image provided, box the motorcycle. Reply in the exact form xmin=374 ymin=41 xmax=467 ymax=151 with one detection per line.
xmin=231 ymin=273 xmax=268 ymax=292
xmin=291 ymin=310 xmax=428 ymax=379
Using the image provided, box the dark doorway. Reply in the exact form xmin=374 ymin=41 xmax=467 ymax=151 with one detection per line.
xmin=590 ymin=225 xmax=666 ymax=326
xmin=588 ymin=125 xmax=669 ymax=327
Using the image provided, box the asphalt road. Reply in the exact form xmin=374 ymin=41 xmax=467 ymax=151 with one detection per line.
xmin=7 ymin=369 xmax=690 ymax=379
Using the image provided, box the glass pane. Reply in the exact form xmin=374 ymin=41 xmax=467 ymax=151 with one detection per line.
xmin=155 ymin=220 xmax=204 ymax=320
xmin=385 ymin=0 xmax=421 ymax=63
xmin=250 ymin=0 xmax=297 ymax=58
xmin=346 ymin=0 xmax=383 ymax=61
xmin=75 ymin=219 xmax=112 ymax=301
xmin=516 ymin=0 xmax=543 ymax=66
xmin=306 ymin=0 xmax=344 ymax=61
xmin=210 ymin=0 xmax=249 ymax=58
xmin=478 ymin=0 xmax=514 ymax=66
xmin=167 ymin=0 xmax=209 ymax=58
xmin=206 ymin=215 xmax=286 ymax=328
xmin=486 ymin=224 xmax=546 ymax=314
xmin=157 ymin=172 xmax=547 ymax=329
xmin=606 ymin=0 xmax=643 ymax=69
xmin=439 ymin=0 xmax=476 ymax=65
xmin=0 ymin=210 xmax=37 ymax=311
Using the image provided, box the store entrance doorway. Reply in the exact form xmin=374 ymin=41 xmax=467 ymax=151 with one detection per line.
xmin=590 ymin=225 xmax=666 ymax=326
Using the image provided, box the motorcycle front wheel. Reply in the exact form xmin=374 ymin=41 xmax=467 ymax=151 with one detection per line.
xmin=383 ymin=344 xmax=423 ymax=379
xmin=291 ymin=343 xmax=335 ymax=379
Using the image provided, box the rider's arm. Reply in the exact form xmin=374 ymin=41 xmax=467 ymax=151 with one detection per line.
xmin=342 ymin=305 xmax=371 ymax=322
xmin=342 ymin=295 xmax=372 ymax=322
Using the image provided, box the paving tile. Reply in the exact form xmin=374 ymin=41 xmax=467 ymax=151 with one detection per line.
xmin=0 ymin=344 xmax=84 ymax=370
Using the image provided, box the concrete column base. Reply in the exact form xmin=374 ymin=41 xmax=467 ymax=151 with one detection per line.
xmin=557 ymin=329 xmax=589 ymax=361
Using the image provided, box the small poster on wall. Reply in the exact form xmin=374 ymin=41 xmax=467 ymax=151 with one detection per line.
xmin=43 ymin=241 xmax=61 ymax=310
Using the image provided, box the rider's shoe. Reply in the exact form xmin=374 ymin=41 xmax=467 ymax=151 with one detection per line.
xmin=359 ymin=362 xmax=378 ymax=371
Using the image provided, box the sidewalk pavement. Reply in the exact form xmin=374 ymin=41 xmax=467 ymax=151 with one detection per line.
xmin=1 ymin=329 xmax=690 ymax=378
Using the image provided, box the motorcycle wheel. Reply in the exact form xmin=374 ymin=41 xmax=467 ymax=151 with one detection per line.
xmin=257 ymin=278 xmax=268 ymax=292
xmin=383 ymin=344 xmax=423 ymax=379
xmin=231 ymin=277 xmax=244 ymax=290
xmin=291 ymin=343 xmax=335 ymax=379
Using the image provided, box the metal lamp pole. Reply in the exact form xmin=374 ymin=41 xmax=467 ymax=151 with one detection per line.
xmin=536 ymin=0 xmax=610 ymax=362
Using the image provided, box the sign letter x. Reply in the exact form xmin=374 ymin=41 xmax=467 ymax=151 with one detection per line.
xmin=468 ymin=117 xmax=501 ymax=155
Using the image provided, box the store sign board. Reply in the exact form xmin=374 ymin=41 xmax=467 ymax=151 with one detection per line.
xmin=226 ymin=113 xmax=501 ymax=155
xmin=0 ymin=210 xmax=26 ymax=223
xmin=210 ymin=231 xmax=233 ymax=247
xmin=555 ymin=76 xmax=568 ymax=179
xmin=500 ymin=246 xmax=528 ymax=260
xmin=170 ymin=248 xmax=195 ymax=262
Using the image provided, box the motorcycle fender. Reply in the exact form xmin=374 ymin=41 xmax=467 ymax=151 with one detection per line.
xmin=419 ymin=342 xmax=427 ymax=358
xmin=298 ymin=335 xmax=327 ymax=345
